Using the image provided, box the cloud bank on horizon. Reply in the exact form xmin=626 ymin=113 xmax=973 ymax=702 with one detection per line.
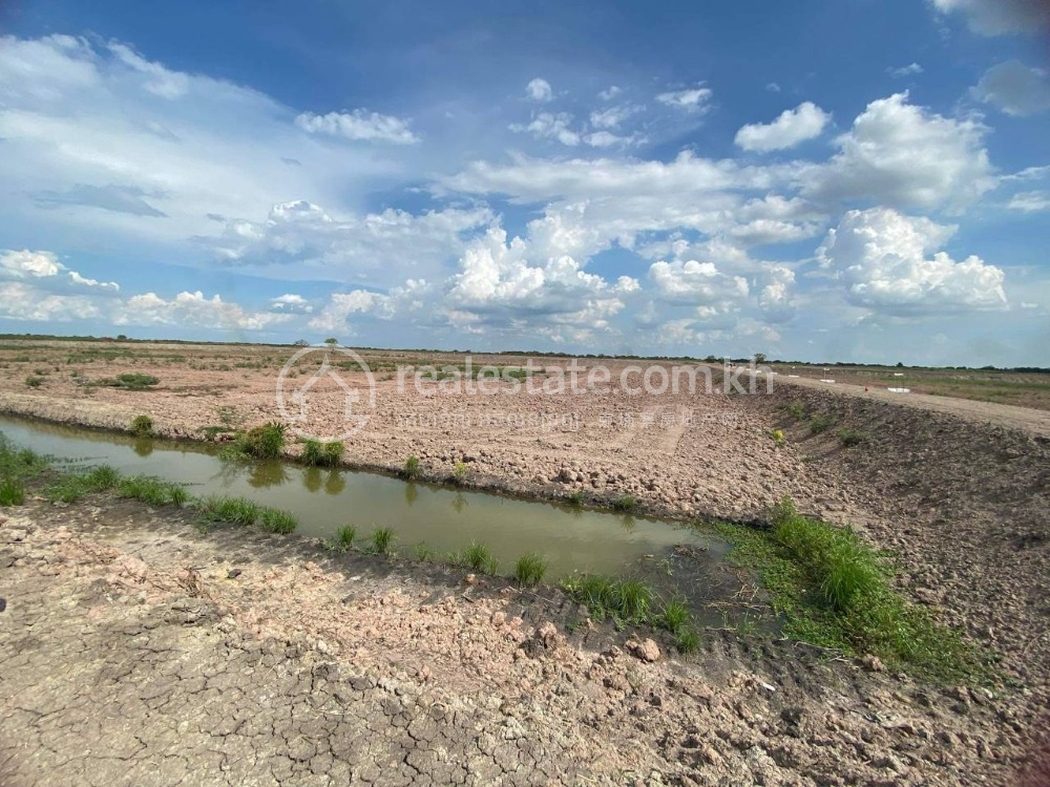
xmin=0 ymin=0 xmax=1048 ymax=366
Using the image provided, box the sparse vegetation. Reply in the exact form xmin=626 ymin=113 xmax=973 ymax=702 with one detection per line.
xmin=452 ymin=462 xmax=468 ymax=483
xmin=561 ymin=573 xmax=654 ymax=625
xmin=223 ymin=421 xmax=287 ymax=461
xmin=115 ymin=475 xmax=187 ymax=506
xmin=675 ymin=629 xmax=700 ymax=654
xmin=718 ymin=497 xmax=991 ymax=683
xmin=24 ymin=375 xmax=45 ymax=388
xmin=413 ymin=542 xmax=435 ymax=562
xmin=567 ymin=490 xmax=584 ymax=506
xmin=771 ymin=428 xmax=785 ymax=447
xmin=612 ymin=494 xmax=637 ymax=512
xmin=103 ymin=373 xmax=160 ymax=391
xmin=130 ymin=415 xmax=154 ymax=438
xmin=837 ymin=428 xmax=867 ymax=447
xmin=513 ymin=552 xmax=547 ymax=587
xmin=808 ymin=414 xmax=836 ymax=434
xmin=660 ymin=597 xmax=690 ymax=634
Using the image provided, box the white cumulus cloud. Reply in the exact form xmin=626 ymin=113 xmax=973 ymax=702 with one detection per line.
xmin=930 ymin=0 xmax=1050 ymax=35
xmin=116 ymin=291 xmax=292 ymax=330
xmin=817 ymin=207 xmax=1007 ymax=314
xmin=0 ymin=248 xmax=119 ymax=290
xmin=656 ymin=86 xmax=713 ymax=112
xmin=735 ymin=102 xmax=830 ymax=152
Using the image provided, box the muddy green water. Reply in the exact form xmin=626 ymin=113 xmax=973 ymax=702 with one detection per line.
xmin=0 ymin=415 xmax=728 ymax=580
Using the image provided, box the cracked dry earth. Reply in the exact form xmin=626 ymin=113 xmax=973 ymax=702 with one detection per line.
xmin=0 ymin=501 xmax=1037 ymax=787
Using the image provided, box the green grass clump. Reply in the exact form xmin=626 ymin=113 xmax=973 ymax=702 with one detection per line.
xmin=562 ymin=573 xmax=655 ymax=624
xmin=130 ymin=415 xmax=154 ymax=437
xmin=460 ymin=540 xmax=496 ymax=573
xmin=223 ymin=422 xmax=287 ymax=461
xmin=301 ymin=439 xmax=345 ymax=467
xmin=369 ymin=526 xmax=395 ymax=555
xmin=567 ymin=490 xmax=584 ymax=507
xmin=403 ymin=455 xmax=421 ymax=479
xmin=513 ymin=552 xmax=547 ymax=587
xmin=718 ymin=497 xmax=991 ymax=683
xmin=196 ymin=495 xmax=260 ymax=526
xmin=452 ymin=462 xmax=468 ymax=483
xmin=675 ymin=629 xmax=701 ymax=654
xmin=771 ymin=428 xmax=785 ymax=447
xmin=0 ymin=476 xmax=25 ymax=506
xmin=24 ymin=375 xmax=45 ymax=388
xmin=0 ymin=438 xmax=50 ymax=480
xmin=837 ymin=428 xmax=867 ymax=447
xmin=115 ymin=475 xmax=187 ymax=506
xmin=259 ymin=507 xmax=297 ymax=534
xmin=785 ymin=401 xmax=807 ymax=421
xmin=413 ymin=542 xmax=434 ymax=562
xmin=612 ymin=494 xmax=637 ymax=512
xmin=335 ymin=524 xmax=357 ymax=551
xmin=660 ymin=598 xmax=690 ymax=634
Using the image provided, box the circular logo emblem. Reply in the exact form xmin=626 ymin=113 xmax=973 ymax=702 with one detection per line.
xmin=275 ymin=345 xmax=376 ymax=441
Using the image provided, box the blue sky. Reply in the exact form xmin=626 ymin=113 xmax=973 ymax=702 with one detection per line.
xmin=1 ymin=0 xmax=1048 ymax=364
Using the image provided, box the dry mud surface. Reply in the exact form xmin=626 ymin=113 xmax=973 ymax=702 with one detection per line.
xmin=0 ymin=502 xmax=1039 ymax=787
xmin=0 ymin=343 xmax=1049 ymax=784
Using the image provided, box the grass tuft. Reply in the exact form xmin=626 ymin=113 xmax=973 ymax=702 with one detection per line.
xmin=196 ymin=495 xmax=260 ymax=526
xmin=675 ymin=629 xmax=701 ymax=654
xmin=259 ymin=507 xmax=297 ymax=534
xmin=837 ymin=428 xmax=867 ymax=447
xmin=115 ymin=475 xmax=187 ymax=506
xmin=513 ymin=552 xmax=547 ymax=587
xmin=611 ymin=494 xmax=637 ymax=512
xmin=660 ymin=597 xmax=690 ymax=634
xmin=403 ymin=455 xmax=421 ymax=479
xmin=335 ymin=524 xmax=356 ymax=551
xmin=369 ymin=526 xmax=395 ymax=555
xmin=460 ymin=540 xmax=495 ymax=573
xmin=301 ymin=439 xmax=345 ymax=467
xmin=0 ymin=476 xmax=25 ymax=506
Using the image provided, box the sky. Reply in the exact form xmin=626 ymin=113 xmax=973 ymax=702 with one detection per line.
xmin=0 ymin=0 xmax=1048 ymax=365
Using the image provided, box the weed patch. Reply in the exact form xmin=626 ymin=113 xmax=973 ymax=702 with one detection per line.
xmin=259 ymin=507 xmax=297 ymax=534
xmin=513 ymin=552 xmax=547 ymax=587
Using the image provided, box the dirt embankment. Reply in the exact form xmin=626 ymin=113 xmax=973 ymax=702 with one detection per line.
xmin=1 ymin=500 xmax=1039 ymax=787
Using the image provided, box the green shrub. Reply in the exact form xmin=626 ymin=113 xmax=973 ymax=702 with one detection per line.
xmin=612 ymin=494 xmax=637 ymax=512
xmin=0 ymin=477 xmax=25 ymax=506
xmin=771 ymin=428 xmax=785 ymax=447
xmin=837 ymin=428 xmax=867 ymax=447
xmin=302 ymin=439 xmax=344 ymax=467
xmin=513 ymin=552 xmax=547 ymax=587
xmin=785 ymin=401 xmax=807 ymax=420
xmin=369 ymin=526 xmax=395 ymax=555
xmin=24 ymin=376 xmax=45 ymax=388
xmin=226 ymin=422 xmax=287 ymax=460
xmin=568 ymin=490 xmax=584 ymax=507
xmin=130 ymin=415 xmax=154 ymax=438
xmin=335 ymin=524 xmax=356 ymax=550
xmin=403 ymin=455 xmax=421 ymax=479
xmin=259 ymin=507 xmax=297 ymax=534
xmin=453 ymin=462 xmax=468 ymax=483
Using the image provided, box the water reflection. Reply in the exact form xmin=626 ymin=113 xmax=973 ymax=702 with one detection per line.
xmin=133 ymin=438 xmax=154 ymax=457
xmin=303 ymin=466 xmax=323 ymax=493
xmin=451 ymin=492 xmax=468 ymax=514
xmin=620 ymin=514 xmax=637 ymax=532
xmin=248 ymin=461 xmax=289 ymax=489
xmin=404 ymin=482 xmax=418 ymax=507
xmin=323 ymin=470 xmax=345 ymax=495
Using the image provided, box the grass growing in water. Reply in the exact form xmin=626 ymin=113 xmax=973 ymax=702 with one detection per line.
xmin=301 ymin=439 xmax=345 ymax=467
xmin=513 ymin=552 xmax=547 ymax=587
xmin=115 ymin=475 xmax=187 ymax=506
xmin=457 ymin=541 xmax=497 ymax=575
xmin=369 ymin=526 xmax=395 ymax=555
xmin=196 ymin=495 xmax=260 ymax=526
xmin=335 ymin=524 xmax=356 ymax=551
xmin=562 ymin=573 xmax=655 ymax=624
xmin=259 ymin=507 xmax=297 ymax=534
xmin=660 ymin=598 xmax=690 ymax=634
xmin=718 ymin=497 xmax=991 ymax=683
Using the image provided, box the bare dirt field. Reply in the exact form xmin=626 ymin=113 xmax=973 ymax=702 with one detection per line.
xmin=1 ymin=337 xmax=1049 ymax=785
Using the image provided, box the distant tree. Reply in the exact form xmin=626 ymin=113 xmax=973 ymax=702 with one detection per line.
xmin=324 ymin=337 xmax=338 ymax=346
xmin=293 ymin=339 xmax=309 ymax=347
xmin=896 ymin=361 xmax=905 ymax=368
xmin=116 ymin=334 xmax=128 ymax=341
xmin=754 ymin=352 xmax=767 ymax=365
